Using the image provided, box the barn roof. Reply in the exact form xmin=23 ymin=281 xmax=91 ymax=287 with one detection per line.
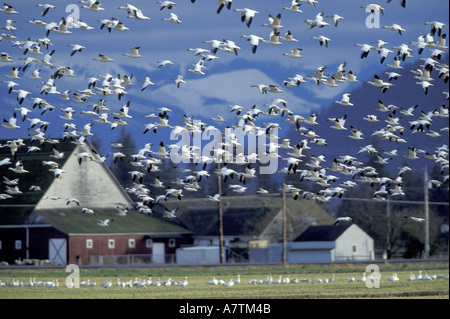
xmin=293 ymin=224 xmax=353 ymax=242
xmin=0 ymin=138 xmax=78 ymax=224
xmin=28 ymin=208 xmax=192 ymax=235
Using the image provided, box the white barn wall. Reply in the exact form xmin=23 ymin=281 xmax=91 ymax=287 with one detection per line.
xmin=335 ymin=225 xmax=375 ymax=262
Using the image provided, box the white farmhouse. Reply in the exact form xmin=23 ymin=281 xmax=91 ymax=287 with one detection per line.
xmin=288 ymin=224 xmax=375 ymax=263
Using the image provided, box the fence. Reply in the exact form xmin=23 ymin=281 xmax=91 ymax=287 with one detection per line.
xmin=89 ymin=254 xmax=176 ymax=266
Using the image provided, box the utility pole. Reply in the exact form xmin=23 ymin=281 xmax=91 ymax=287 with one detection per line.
xmin=424 ymin=167 xmax=430 ymax=259
xmin=386 ymin=195 xmax=391 ymax=259
xmin=282 ymin=188 xmax=287 ymax=267
xmin=217 ymin=162 xmax=224 ymax=264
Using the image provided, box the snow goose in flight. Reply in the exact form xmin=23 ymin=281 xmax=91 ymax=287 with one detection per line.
xmin=2 ymin=80 xmax=19 ymax=94
xmin=36 ymin=4 xmax=56 ymax=16
xmin=157 ymin=1 xmax=176 ymax=10
xmin=263 ymin=30 xmax=283 ymax=46
xmin=217 ymin=0 xmax=233 ymax=14
xmin=385 ymin=56 xmax=403 ymax=69
xmin=168 ymin=75 xmax=185 ymax=88
xmin=354 ymin=43 xmax=375 ymax=59
xmin=403 ymin=147 xmax=420 ymax=160
xmin=66 ymin=198 xmax=80 ymax=206
xmin=234 ymin=8 xmax=259 ymax=28
xmin=261 ymin=13 xmax=283 ymax=30
xmin=139 ymin=76 xmax=155 ymax=92
xmin=68 ymin=44 xmax=85 ymax=56
xmin=334 ymin=216 xmax=353 ymax=225
xmin=164 ymin=207 xmax=179 ymax=218
xmin=2 ymin=112 xmax=20 ymax=129
xmin=348 ymin=126 xmax=364 ymax=140
xmin=415 ymin=80 xmax=433 ymax=95
xmin=328 ymin=115 xmax=348 ymax=130
xmin=157 ymin=59 xmax=174 ymax=68
xmin=311 ymin=35 xmax=331 ymax=47
xmin=97 ymin=219 xmax=113 ymax=227
xmin=404 ymin=216 xmax=426 ymax=223
xmin=326 ymin=14 xmax=344 ymax=27
xmin=220 ymin=39 xmax=241 ymax=56
xmin=0 ymin=3 xmax=18 ymax=14
xmin=361 ymin=4 xmax=385 ymax=15
xmin=207 ymin=193 xmax=222 ymax=202
xmin=305 ymin=12 xmax=329 ymax=29
xmin=281 ymin=30 xmax=298 ymax=43
xmin=162 ymin=13 xmax=182 ymax=23
xmin=13 ymin=107 xmax=31 ymax=122
xmin=335 ymin=93 xmax=353 ymax=106
xmin=80 ymin=0 xmax=104 ymax=12
xmin=9 ymin=160 xmax=28 ymax=174
xmin=424 ymin=21 xmax=446 ymax=37
xmin=241 ymin=34 xmax=264 ymax=54
xmin=382 ymin=23 xmax=405 ymax=35
xmin=366 ymin=75 xmax=394 ymax=93
xmin=122 ymin=47 xmax=142 ymax=58
xmin=283 ymin=1 xmax=303 ymax=13
xmin=93 ymin=54 xmax=114 ymax=62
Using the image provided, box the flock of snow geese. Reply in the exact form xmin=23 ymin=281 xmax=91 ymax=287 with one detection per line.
xmin=0 ymin=0 xmax=448 ymax=226
xmin=1 ymin=270 xmax=448 ymax=288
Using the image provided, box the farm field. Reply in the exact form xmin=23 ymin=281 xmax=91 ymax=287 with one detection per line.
xmin=0 ymin=262 xmax=448 ymax=300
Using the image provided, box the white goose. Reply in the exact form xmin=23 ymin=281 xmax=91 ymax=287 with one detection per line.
xmin=234 ymin=8 xmax=259 ymax=28
xmin=122 ymin=47 xmax=142 ymax=58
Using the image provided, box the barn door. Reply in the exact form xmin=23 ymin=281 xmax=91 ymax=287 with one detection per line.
xmin=49 ymin=238 xmax=67 ymax=266
xmin=152 ymin=243 xmax=165 ymax=264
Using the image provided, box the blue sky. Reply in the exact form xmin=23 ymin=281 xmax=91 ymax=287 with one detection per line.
xmin=0 ymin=0 xmax=449 ymax=162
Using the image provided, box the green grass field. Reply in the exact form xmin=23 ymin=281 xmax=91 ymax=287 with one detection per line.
xmin=1 ymin=262 xmax=448 ymax=299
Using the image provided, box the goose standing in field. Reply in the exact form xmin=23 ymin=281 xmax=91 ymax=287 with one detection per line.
xmin=358 ymin=273 xmax=367 ymax=282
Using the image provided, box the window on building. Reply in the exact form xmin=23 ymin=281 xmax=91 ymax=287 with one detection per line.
xmin=15 ymin=240 xmax=21 ymax=250
xmin=128 ymin=239 xmax=135 ymax=249
xmin=108 ymin=239 xmax=115 ymax=249
xmin=86 ymin=239 xmax=93 ymax=249
xmin=145 ymin=239 xmax=153 ymax=248
xmin=0 ymin=240 xmax=2 ymax=250
xmin=352 ymin=244 xmax=357 ymax=253
xmin=168 ymin=238 xmax=176 ymax=248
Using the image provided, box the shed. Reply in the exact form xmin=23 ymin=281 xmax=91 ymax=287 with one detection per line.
xmin=289 ymin=224 xmax=375 ymax=263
